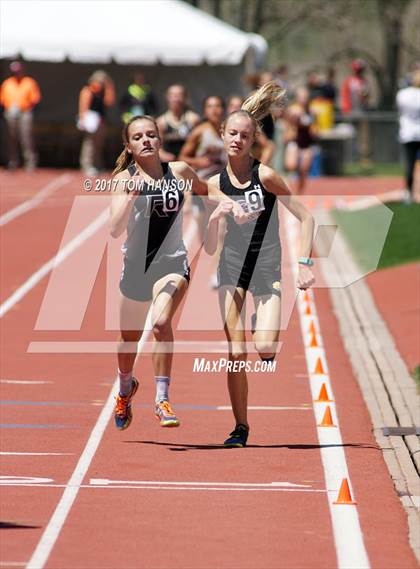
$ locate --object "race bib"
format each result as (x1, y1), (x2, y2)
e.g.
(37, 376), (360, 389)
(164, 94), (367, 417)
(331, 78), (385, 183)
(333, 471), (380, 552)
(244, 185), (265, 214)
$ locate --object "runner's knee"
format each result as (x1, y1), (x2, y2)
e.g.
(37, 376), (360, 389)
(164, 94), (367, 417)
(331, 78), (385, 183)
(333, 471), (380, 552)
(118, 331), (141, 353)
(229, 343), (247, 361)
(153, 317), (172, 341)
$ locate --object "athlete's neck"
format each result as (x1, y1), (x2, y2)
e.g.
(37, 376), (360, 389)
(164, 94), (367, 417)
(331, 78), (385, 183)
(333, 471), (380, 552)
(207, 119), (222, 133)
(227, 155), (253, 184)
(134, 156), (164, 181)
(169, 107), (184, 121)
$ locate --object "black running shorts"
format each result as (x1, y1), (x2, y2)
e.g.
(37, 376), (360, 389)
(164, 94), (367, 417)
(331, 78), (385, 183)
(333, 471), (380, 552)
(120, 254), (190, 302)
(218, 246), (281, 297)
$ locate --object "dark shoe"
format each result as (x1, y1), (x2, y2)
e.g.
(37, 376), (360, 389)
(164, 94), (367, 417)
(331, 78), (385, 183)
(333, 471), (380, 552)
(223, 424), (249, 447)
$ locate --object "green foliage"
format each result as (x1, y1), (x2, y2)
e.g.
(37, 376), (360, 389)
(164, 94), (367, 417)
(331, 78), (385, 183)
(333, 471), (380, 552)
(343, 162), (404, 177)
(333, 201), (420, 271)
(184, 0), (420, 109)
(412, 365), (420, 390)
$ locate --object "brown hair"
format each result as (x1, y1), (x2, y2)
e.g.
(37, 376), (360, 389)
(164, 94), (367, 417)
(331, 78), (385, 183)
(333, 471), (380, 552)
(222, 81), (286, 138)
(113, 115), (160, 175)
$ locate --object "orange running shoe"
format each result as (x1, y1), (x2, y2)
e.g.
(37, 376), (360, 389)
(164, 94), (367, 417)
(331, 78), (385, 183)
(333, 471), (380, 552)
(155, 400), (180, 427)
(114, 378), (139, 430)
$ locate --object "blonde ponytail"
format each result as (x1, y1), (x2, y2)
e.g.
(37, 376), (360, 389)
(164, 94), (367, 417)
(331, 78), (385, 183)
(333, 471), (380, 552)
(241, 80), (286, 122)
(221, 81), (286, 138)
(112, 147), (132, 175)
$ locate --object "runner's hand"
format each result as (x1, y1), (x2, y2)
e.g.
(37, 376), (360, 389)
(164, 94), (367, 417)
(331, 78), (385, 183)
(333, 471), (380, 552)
(231, 200), (251, 225)
(209, 201), (233, 223)
(297, 266), (315, 289)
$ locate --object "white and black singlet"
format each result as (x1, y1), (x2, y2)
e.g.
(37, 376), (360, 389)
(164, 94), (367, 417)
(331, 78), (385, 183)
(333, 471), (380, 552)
(119, 162), (190, 301)
(218, 160), (282, 297)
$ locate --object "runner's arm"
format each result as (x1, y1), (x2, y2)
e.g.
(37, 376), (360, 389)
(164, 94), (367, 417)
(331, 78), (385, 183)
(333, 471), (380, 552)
(109, 172), (137, 238)
(259, 165), (315, 289)
(259, 164), (314, 259)
(204, 201), (232, 254)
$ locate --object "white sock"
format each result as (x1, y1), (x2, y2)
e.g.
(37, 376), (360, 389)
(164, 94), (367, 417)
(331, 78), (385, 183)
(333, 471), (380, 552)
(155, 376), (170, 403)
(118, 369), (133, 397)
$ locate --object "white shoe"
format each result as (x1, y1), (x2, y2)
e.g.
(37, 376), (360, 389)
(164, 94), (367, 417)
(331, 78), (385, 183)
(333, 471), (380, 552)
(402, 189), (413, 205)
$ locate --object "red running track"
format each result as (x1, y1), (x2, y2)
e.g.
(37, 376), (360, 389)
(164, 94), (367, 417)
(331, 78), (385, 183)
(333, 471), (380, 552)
(0, 170), (416, 569)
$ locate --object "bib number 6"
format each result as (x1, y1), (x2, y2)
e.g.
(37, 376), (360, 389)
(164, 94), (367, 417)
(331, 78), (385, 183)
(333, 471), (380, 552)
(162, 188), (180, 212)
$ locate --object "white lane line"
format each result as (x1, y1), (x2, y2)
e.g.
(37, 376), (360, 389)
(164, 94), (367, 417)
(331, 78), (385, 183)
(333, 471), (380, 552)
(0, 174), (72, 227)
(0, 476), (53, 485)
(0, 452), (73, 456)
(0, 209), (109, 319)
(216, 405), (310, 411)
(25, 376), (120, 569)
(0, 380), (53, 385)
(283, 210), (370, 569)
(26, 219), (196, 569)
(27, 340), (283, 353)
(0, 482), (326, 493)
(90, 478), (310, 488)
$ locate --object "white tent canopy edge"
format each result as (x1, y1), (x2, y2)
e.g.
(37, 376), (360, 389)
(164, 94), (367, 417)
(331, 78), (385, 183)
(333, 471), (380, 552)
(0, 0), (267, 67)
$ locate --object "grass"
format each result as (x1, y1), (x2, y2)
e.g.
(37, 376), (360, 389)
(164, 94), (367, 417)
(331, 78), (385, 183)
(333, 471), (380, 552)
(343, 162), (404, 177)
(412, 365), (420, 391)
(332, 201), (420, 271)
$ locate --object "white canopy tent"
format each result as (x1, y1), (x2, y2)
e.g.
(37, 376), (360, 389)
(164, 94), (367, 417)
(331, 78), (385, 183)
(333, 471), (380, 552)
(0, 0), (266, 67)
(0, 0), (267, 166)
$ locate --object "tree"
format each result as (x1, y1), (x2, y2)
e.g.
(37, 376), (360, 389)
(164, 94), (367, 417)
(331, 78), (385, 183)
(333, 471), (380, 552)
(182, 0), (420, 108)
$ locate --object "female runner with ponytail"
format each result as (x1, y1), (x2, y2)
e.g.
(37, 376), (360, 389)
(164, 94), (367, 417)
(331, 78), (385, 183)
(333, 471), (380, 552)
(110, 115), (243, 431)
(205, 82), (315, 447)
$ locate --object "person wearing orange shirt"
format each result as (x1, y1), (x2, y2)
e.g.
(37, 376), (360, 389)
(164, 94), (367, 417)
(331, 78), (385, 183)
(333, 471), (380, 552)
(78, 70), (115, 176)
(0, 61), (41, 170)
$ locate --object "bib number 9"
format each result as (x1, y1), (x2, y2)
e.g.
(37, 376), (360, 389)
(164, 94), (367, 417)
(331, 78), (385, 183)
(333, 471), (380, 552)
(244, 186), (265, 214)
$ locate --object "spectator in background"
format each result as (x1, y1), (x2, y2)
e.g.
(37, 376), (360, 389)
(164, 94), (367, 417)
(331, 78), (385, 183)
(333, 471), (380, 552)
(306, 71), (325, 101)
(179, 95), (226, 182)
(0, 61), (41, 171)
(398, 61), (420, 89)
(179, 95), (227, 287)
(78, 71), (115, 176)
(284, 87), (317, 194)
(341, 59), (371, 164)
(341, 59), (370, 114)
(157, 84), (200, 162)
(396, 70), (420, 204)
(120, 73), (157, 124)
(274, 64), (289, 91)
(322, 67), (337, 106)
(308, 69), (335, 132)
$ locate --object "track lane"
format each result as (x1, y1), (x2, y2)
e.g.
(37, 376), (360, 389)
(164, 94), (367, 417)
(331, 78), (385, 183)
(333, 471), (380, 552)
(0, 172), (417, 569)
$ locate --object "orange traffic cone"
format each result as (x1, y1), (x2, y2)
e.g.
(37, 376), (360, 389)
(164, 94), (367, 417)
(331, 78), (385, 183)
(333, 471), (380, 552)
(314, 383), (333, 402)
(305, 304), (312, 315)
(308, 333), (318, 347)
(318, 405), (336, 427)
(308, 321), (316, 335)
(313, 357), (325, 374)
(333, 478), (357, 504)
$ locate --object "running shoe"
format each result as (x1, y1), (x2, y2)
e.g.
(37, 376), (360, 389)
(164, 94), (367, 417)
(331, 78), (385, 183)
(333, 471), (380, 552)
(155, 400), (180, 427)
(223, 424), (249, 447)
(114, 377), (139, 430)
